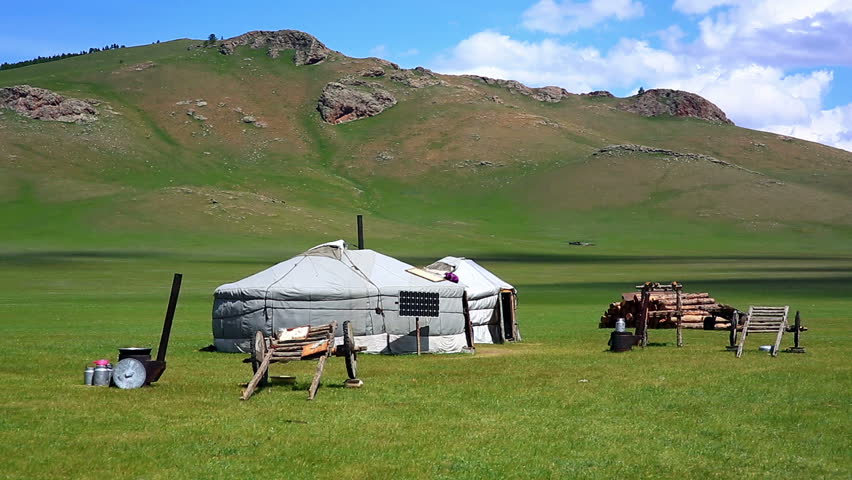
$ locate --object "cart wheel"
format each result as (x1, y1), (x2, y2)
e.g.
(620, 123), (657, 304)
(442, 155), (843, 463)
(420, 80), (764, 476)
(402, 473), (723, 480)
(250, 330), (268, 387)
(342, 321), (358, 380)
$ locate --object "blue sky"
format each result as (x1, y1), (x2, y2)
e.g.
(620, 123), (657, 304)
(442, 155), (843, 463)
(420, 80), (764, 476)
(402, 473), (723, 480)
(2, 0), (851, 150)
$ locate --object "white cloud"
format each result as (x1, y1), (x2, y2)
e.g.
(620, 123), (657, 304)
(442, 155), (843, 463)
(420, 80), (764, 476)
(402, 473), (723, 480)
(672, 0), (735, 15)
(437, 31), (628, 92)
(656, 66), (833, 127)
(697, 14), (737, 50)
(369, 45), (387, 57)
(428, 1), (852, 151)
(763, 103), (852, 151)
(679, 1), (852, 67)
(368, 45), (419, 61)
(434, 30), (851, 151)
(436, 31), (687, 92)
(656, 24), (686, 50)
(522, 0), (645, 34)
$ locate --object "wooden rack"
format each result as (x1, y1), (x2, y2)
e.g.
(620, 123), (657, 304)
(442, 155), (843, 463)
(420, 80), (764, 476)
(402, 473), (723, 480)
(241, 321), (361, 401)
(635, 282), (684, 347)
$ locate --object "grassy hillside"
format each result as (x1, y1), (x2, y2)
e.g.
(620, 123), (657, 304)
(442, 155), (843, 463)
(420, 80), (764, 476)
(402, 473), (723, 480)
(1, 37), (851, 256)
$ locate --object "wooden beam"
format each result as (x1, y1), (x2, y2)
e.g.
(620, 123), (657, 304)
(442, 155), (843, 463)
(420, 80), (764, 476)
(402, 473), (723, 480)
(736, 306), (752, 358)
(241, 349), (273, 400)
(675, 283), (683, 348)
(770, 306), (789, 357)
(307, 354), (328, 401)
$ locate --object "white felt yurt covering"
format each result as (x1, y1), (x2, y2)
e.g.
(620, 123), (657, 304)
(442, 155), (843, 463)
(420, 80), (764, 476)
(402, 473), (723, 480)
(426, 256), (519, 344)
(212, 241), (472, 354)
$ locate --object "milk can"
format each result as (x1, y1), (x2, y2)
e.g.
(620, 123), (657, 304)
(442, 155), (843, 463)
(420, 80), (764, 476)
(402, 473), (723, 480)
(84, 366), (95, 385)
(92, 359), (113, 387)
(615, 317), (626, 333)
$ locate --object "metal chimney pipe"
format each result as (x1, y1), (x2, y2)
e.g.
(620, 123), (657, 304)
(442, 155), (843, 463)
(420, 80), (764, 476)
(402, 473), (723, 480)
(357, 215), (364, 250)
(156, 273), (182, 363)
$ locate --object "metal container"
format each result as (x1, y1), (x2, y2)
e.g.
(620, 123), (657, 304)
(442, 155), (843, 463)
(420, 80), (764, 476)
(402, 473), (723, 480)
(84, 366), (95, 385)
(118, 347), (152, 362)
(92, 365), (112, 386)
(615, 317), (626, 333)
(609, 331), (635, 352)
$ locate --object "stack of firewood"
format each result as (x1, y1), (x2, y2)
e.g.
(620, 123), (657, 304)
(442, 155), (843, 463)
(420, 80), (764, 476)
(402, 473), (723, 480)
(599, 291), (737, 330)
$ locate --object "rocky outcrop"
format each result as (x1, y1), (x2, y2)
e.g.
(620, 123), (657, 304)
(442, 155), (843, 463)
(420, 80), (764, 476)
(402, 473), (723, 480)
(464, 75), (572, 103)
(218, 30), (330, 65)
(0, 85), (98, 123)
(359, 67), (385, 77)
(582, 90), (614, 98)
(317, 82), (396, 124)
(338, 75), (383, 89)
(594, 144), (762, 175)
(617, 89), (733, 124)
(366, 58), (400, 70)
(390, 67), (445, 88)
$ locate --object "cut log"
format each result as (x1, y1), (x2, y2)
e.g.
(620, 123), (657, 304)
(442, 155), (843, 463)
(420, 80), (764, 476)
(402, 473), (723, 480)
(655, 298), (717, 306)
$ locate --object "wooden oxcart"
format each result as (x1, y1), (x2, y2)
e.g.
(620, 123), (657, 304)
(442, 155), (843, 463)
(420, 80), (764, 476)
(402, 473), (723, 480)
(241, 320), (361, 401)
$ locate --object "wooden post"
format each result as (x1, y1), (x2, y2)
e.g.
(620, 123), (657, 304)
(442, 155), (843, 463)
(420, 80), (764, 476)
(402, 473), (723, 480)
(357, 215), (364, 250)
(675, 282), (683, 347)
(241, 349), (273, 401)
(416, 317), (421, 356)
(736, 307), (753, 358)
(794, 311), (801, 348)
(636, 284), (651, 347)
(307, 352), (329, 400)
(786, 310), (805, 353)
(726, 311), (739, 351)
(462, 293), (475, 349)
(770, 306), (788, 357)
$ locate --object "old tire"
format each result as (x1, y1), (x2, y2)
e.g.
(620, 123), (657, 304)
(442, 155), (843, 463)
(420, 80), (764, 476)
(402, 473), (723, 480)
(343, 321), (358, 380)
(250, 330), (268, 387)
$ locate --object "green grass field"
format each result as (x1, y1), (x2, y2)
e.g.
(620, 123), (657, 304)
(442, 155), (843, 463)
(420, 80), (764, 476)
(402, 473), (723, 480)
(0, 244), (849, 479)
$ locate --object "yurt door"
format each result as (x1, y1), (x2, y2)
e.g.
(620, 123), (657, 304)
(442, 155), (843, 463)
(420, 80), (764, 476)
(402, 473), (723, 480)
(500, 290), (515, 341)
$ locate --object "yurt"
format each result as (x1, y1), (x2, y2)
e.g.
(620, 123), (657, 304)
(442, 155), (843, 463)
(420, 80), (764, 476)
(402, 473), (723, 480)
(212, 241), (472, 354)
(426, 256), (519, 344)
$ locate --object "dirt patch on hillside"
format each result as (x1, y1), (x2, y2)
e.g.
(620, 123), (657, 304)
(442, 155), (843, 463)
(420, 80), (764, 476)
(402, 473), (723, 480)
(114, 61), (156, 73)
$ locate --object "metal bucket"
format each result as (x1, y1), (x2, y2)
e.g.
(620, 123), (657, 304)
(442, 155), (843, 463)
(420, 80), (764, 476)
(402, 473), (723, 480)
(609, 331), (635, 352)
(118, 347), (152, 361)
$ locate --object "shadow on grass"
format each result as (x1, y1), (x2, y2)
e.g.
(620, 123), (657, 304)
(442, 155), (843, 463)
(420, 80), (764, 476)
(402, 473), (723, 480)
(0, 250), (284, 266)
(521, 275), (852, 303)
(5, 250), (850, 268)
(402, 253), (852, 266)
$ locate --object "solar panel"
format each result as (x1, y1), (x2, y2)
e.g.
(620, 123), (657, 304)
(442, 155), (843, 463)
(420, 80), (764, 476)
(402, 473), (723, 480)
(399, 291), (440, 317)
